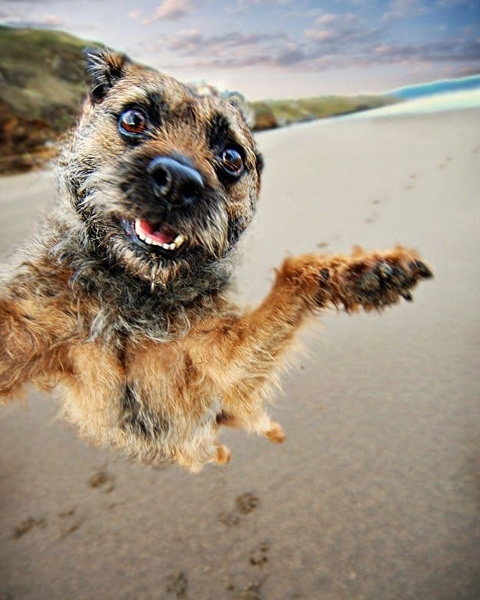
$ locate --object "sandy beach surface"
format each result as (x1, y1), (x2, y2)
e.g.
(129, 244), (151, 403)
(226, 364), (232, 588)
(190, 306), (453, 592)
(0, 108), (479, 600)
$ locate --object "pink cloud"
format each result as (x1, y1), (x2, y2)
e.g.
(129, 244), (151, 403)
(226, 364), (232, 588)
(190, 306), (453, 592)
(152, 0), (196, 21)
(316, 14), (339, 26)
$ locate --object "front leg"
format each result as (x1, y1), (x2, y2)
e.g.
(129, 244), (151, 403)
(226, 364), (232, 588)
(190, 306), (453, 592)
(284, 245), (433, 312)
(193, 246), (432, 443)
(0, 295), (74, 400)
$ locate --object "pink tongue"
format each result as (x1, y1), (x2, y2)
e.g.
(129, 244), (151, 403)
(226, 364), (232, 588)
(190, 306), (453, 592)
(137, 219), (176, 244)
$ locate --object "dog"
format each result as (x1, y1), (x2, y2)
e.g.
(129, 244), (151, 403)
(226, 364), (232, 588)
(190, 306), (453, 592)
(0, 48), (432, 471)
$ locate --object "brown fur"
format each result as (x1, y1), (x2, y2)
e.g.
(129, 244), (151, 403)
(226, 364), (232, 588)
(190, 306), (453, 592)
(0, 49), (432, 471)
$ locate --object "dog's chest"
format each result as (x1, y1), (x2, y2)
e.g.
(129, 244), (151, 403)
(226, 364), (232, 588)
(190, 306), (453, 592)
(122, 336), (217, 419)
(66, 330), (219, 422)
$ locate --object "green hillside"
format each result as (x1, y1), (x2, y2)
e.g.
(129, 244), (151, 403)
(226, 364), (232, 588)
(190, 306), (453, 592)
(250, 94), (397, 130)
(0, 26), (93, 174)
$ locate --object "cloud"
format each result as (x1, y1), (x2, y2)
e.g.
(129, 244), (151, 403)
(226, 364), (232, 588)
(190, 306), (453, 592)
(234, 0), (296, 8)
(0, 11), (64, 29)
(305, 12), (379, 47)
(372, 39), (480, 63)
(382, 0), (428, 22)
(316, 14), (340, 26)
(274, 44), (307, 66)
(226, 0), (299, 16)
(156, 23), (480, 74)
(145, 4), (479, 74)
(304, 12), (385, 63)
(151, 28), (312, 70)
(462, 23), (480, 37)
(150, 0), (197, 22)
(41, 14), (62, 27)
(156, 29), (289, 56)
(436, 0), (474, 7)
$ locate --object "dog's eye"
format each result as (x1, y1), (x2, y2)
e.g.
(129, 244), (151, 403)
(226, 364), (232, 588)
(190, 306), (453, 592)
(220, 148), (244, 177)
(119, 109), (147, 135)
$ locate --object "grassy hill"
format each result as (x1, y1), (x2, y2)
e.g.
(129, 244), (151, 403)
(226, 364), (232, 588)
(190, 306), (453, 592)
(0, 26), (398, 175)
(250, 94), (397, 130)
(0, 26), (93, 174)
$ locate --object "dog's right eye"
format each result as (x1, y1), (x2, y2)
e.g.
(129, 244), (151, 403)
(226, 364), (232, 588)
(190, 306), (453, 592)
(220, 148), (244, 178)
(118, 109), (147, 136)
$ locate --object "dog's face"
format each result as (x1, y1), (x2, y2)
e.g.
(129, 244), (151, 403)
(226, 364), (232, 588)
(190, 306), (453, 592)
(60, 48), (263, 287)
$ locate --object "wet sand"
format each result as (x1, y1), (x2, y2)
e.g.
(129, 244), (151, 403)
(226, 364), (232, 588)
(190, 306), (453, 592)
(0, 108), (479, 600)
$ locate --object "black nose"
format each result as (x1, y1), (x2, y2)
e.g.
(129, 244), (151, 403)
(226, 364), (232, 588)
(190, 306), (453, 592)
(147, 156), (204, 207)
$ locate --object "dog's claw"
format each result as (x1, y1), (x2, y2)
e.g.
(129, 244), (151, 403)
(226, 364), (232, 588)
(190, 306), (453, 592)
(411, 260), (433, 279)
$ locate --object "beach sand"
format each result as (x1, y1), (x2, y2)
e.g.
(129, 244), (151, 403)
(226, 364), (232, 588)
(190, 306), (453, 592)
(0, 108), (479, 600)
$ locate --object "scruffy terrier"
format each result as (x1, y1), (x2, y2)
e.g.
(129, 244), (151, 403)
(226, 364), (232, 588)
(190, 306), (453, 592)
(0, 49), (432, 471)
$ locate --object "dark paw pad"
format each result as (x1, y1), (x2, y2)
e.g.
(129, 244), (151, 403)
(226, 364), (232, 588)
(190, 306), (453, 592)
(355, 258), (432, 307)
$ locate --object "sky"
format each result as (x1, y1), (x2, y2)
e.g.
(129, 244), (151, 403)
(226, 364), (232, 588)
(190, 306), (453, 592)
(1, 0), (479, 99)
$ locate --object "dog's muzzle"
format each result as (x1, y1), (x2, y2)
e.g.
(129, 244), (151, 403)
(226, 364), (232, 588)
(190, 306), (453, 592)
(147, 155), (204, 208)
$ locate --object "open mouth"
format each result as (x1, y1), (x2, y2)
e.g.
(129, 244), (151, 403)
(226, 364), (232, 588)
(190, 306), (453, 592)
(123, 218), (186, 254)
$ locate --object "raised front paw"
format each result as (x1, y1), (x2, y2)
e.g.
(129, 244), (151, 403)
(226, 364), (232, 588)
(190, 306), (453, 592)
(348, 249), (433, 309)
(277, 247), (432, 312)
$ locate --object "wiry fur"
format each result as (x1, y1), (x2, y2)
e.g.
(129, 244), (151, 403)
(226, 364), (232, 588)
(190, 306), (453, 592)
(0, 49), (433, 471)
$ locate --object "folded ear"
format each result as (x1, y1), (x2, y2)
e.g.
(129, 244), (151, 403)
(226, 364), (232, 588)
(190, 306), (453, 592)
(221, 91), (255, 129)
(83, 47), (132, 103)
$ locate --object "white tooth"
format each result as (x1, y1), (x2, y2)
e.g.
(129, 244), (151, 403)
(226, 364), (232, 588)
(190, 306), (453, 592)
(174, 234), (185, 247)
(133, 220), (184, 251)
(135, 222), (148, 242)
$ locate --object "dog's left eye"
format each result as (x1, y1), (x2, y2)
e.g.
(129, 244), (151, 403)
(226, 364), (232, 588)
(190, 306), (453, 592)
(119, 109), (147, 135)
(220, 148), (244, 177)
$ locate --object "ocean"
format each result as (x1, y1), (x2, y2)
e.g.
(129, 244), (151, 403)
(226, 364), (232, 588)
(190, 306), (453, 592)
(346, 74), (480, 119)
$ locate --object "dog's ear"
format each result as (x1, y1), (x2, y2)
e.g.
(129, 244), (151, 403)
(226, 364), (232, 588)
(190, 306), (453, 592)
(221, 91), (255, 129)
(83, 47), (132, 103)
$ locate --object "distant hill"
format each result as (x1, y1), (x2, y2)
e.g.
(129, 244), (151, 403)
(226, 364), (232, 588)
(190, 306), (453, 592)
(0, 25), (398, 175)
(249, 94), (397, 130)
(0, 26), (95, 174)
